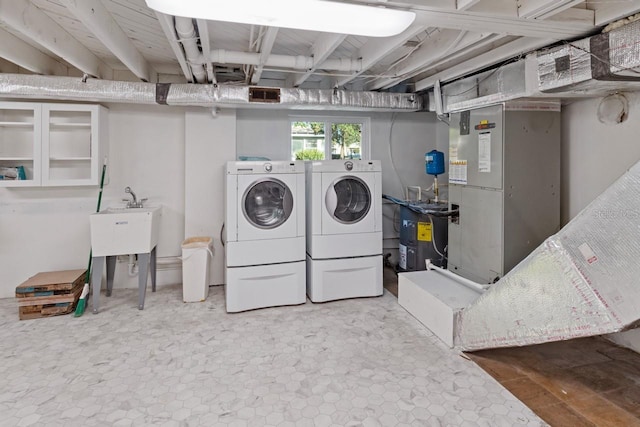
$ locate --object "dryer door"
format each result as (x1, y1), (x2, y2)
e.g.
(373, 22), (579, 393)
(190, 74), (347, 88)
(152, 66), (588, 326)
(321, 172), (376, 235)
(326, 176), (371, 224)
(237, 174), (299, 241)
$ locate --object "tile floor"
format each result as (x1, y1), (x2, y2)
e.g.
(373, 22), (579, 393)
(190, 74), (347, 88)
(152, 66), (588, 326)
(0, 284), (547, 427)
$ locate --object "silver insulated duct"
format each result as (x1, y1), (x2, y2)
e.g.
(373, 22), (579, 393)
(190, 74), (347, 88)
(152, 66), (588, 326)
(538, 17), (640, 93)
(456, 159), (640, 351)
(0, 74), (422, 112)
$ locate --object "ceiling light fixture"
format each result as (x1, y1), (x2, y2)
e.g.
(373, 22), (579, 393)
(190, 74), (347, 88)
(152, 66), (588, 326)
(145, 0), (416, 38)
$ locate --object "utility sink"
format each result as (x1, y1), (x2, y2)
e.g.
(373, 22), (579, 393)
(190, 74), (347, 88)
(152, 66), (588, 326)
(90, 206), (161, 256)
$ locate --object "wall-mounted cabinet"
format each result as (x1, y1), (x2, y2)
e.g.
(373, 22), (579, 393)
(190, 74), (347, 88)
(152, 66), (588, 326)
(0, 102), (108, 187)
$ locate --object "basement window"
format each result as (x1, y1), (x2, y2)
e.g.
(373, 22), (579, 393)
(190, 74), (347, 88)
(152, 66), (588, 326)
(290, 117), (369, 161)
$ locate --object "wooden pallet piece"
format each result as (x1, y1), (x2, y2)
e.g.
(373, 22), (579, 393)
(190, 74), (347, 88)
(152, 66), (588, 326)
(16, 284), (83, 307)
(15, 269), (86, 296)
(15, 269), (86, 320)
(19, 304), (74, 320)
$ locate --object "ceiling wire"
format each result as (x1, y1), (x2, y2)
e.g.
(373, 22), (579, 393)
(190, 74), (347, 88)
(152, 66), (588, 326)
(368, 29), (470, 89)
(439, 53), (527, 97)
(425, 36), (640, 100)
(559, 40), (640, 75)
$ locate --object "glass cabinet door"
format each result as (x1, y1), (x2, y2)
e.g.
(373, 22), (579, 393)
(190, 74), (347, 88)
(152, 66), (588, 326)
(0, 102), (41, 187)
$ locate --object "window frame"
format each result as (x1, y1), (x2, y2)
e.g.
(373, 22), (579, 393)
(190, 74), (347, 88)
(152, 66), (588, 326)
(290, 115), (371, 161)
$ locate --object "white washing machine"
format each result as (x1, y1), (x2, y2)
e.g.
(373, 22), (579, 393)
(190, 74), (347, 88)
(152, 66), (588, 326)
(225, 161), (306, 312)
(305, 160), (383, 302)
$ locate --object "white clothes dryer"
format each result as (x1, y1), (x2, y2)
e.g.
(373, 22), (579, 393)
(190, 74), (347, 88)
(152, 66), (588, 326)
(225, 161), (306, 312)
(305, 160), (383, 302)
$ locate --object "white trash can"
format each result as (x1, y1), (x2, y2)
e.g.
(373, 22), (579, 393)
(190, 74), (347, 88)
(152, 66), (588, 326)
(181, 236), (213, 302)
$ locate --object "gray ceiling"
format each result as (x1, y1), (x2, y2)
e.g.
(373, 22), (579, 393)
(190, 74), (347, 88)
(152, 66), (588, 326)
(0, 0), (639, 93)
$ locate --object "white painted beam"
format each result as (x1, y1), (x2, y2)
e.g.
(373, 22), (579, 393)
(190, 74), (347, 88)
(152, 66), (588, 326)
(0, 28), (67, 75)
(517, 0), (583, 19)
(412, 8), (594, 38)
(457, 0), (481, 9)
(154, 12), (193, 83)
(60, 0), (152, 82)
(251, 27), (278, 84)
(547, 7), (594, 25)
(595, 1), (640, 26)
(196, 19), (216, 84)
(387, 0), (456, 9)
(0, 0), (109, 78)
(365, 0), (488, 90)
(290, 33), (346, 87)
(414, 37), (554, 91)
(335, 24), (426, 87)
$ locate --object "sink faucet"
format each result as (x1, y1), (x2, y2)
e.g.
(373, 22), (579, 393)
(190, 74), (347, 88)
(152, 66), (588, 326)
(123, 186), (147, 208)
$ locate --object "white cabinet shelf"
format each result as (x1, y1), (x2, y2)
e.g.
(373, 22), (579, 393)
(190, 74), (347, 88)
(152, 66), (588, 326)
(0, 102), (108, 187)
(0, 121), (35, 128)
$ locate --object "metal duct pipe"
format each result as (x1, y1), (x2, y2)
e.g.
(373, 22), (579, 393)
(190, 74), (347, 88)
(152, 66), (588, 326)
(174, 17), (207, 83)
(0, 74), (422, 111)
(210, 49), (362, 72)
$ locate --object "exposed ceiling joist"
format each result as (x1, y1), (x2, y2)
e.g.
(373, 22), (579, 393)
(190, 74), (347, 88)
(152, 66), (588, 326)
(414, 36), (554, 91)
(154, 11), (194, 83)
(548, 7), (594, 25)
(516, 0), (584, 20)
(0, 27), (67, 75)
(595, 0), (640, 26)
(388, 0), (457, 9)
(413, 8), (593, 38)
(251, 27), (278, 84)
(367, 30), (489, 90)
(335, 24), (426, 87)
(0, 0), (110, 78)
(290, 33), (347, 87)
(457, 0), (482, 9)
(196, 19), (216, 84)
(364, 0), (488, 90)
(60, 0), (153, 82)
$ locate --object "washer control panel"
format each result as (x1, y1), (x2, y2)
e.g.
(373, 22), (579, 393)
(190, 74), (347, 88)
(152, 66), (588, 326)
(341, 160), (377, 172)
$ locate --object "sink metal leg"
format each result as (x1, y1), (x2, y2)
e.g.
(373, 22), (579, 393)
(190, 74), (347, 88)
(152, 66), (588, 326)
(138, 252), (150, 310)
(150, 246), (157, 292)
(106, 256), (116, 297)
(91, 256), (105, 314)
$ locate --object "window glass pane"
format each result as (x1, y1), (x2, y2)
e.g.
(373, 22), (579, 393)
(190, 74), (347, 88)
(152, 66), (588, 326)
(331, 123), (362, 160)
(291, 121), (325, 160)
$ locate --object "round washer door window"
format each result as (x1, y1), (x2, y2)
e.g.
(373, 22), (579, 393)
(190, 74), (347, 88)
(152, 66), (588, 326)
(243, 178), (294, 229)
(325, 176), (371, 224)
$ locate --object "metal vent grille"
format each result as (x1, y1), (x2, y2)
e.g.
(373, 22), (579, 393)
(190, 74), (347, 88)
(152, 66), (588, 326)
(249, 87), (281, 103)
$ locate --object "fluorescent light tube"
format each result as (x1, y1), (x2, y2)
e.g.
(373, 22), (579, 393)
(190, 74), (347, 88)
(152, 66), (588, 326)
(146, 0), (415, 37)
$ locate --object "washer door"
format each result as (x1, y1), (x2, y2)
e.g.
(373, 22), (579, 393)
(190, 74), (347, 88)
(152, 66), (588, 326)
(243, 178), (293, 229)
(325, 176), (371, 224)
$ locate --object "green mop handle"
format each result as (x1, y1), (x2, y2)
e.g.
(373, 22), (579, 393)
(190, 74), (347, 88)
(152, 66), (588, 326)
(86, 159), (108, 282)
